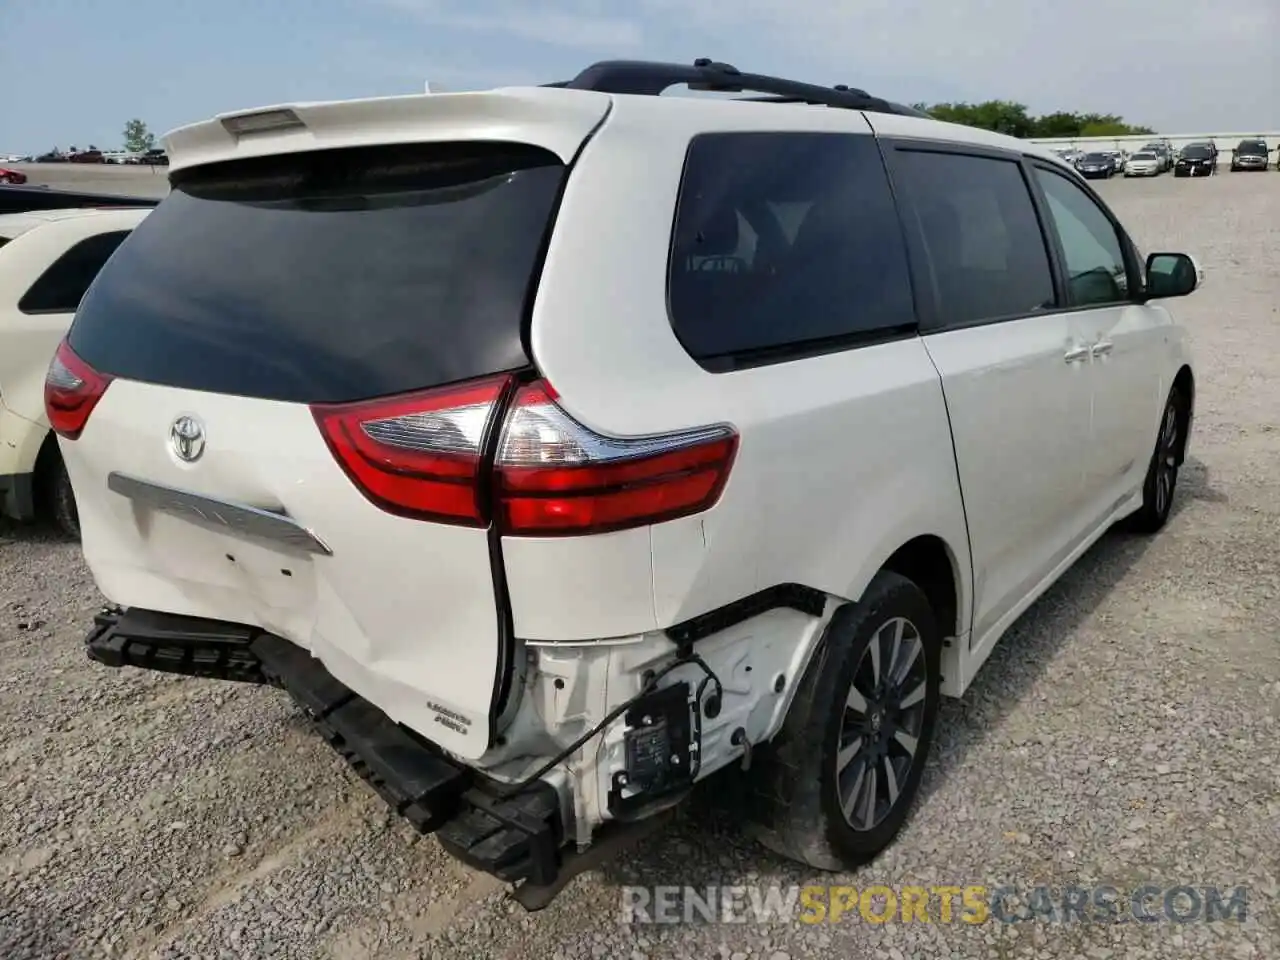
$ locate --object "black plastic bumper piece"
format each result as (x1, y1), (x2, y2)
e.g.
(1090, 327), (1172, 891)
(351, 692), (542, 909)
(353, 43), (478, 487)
(85, 607), (267, 683)
(83, 607), (568, 898)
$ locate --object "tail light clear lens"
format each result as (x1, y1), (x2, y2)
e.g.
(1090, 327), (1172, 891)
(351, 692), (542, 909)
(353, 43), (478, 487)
(494, 382), (737, 536)
(45, 338), (113, 440)
(314, 376), (738, 535)
(311, 374), (514, 525)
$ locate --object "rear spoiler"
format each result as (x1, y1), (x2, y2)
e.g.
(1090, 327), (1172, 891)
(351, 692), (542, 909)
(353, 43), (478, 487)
(0, 184), (161, 215)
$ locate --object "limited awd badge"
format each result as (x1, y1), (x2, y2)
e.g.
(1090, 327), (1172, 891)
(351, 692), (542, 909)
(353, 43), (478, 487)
(170, 414), (206, 463)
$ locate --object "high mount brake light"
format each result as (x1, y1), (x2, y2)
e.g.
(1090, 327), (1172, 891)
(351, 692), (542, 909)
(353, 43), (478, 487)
(45, 339), (113, 440)
(313, 377), (738, 535)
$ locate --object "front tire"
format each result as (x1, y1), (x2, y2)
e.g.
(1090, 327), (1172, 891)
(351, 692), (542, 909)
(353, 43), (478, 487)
(1124, 386), (1185, 534)
(745, 571), (942, 870)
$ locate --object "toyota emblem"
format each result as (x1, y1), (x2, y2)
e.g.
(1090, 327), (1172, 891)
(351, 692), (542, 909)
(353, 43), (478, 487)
(170, 415), (206, 463)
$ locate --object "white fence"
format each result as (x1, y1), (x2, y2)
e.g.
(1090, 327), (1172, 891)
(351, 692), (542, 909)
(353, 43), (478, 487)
(1028, 132), (1280, 155)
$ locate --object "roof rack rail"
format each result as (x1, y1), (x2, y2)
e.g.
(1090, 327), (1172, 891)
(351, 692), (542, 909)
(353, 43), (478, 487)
(544, 58), (932, 119)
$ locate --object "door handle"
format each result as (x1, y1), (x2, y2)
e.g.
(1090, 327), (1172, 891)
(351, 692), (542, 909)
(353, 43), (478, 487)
(1091, 340), (1114, 357)
(1064, 345), (1090, 363)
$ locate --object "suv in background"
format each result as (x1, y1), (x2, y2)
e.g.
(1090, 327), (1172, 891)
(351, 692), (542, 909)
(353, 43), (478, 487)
(1175, 143), (1217, 177)
(53, 58), (1201, 909)
(1230, 138), (1270, 171)
(0, 207), (151, 535)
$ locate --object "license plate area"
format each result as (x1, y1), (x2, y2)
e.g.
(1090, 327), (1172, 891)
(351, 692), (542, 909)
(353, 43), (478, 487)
(108, 471), (321, 626)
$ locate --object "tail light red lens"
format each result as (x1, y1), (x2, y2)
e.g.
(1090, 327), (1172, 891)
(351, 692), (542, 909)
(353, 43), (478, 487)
(311, 374), (514, 525)
(494, 381), (737, 536)
(314, 376), (737, 535)
(45, 338), (113, 440)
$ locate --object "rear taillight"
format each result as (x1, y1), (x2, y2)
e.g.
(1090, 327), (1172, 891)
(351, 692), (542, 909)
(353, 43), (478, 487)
(45, 339), (113, 440)
(311, 374), (514, 526)
(313, 377), (737, 535)
(494, 382), (737, 535)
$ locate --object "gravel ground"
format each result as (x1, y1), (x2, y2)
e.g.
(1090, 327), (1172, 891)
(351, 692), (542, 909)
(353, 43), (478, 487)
(6, 163), (170, 198)
(2, 170), (1279, 959)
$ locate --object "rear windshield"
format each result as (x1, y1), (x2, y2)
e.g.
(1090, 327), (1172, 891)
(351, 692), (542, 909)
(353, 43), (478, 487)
(68, 142), (566, 404)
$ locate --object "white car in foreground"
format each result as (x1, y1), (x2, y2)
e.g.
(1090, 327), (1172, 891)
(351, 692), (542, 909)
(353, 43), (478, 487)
(1124, 152), (1162, 177)
(54, 59), (1201, 908)
(0, 207), (150, 535)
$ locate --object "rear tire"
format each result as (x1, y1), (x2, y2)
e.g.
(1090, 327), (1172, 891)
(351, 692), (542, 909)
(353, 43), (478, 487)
(745, 571), (942, 870)
(1124, 386), (1185, 535)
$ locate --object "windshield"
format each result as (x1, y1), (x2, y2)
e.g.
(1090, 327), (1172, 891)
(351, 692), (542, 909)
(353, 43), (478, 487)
(1084, 153), (1109, 162)
(1238, 142), (1267, 156)
(1181, 146), (1211, 159)
(1132, 153), (1156, 161)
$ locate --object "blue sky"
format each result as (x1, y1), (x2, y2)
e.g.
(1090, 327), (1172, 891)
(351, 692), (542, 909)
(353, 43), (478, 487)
(4, 0), (1276, 153)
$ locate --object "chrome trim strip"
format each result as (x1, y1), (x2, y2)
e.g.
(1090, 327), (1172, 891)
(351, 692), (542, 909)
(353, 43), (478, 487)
(107, 472), (333, 556)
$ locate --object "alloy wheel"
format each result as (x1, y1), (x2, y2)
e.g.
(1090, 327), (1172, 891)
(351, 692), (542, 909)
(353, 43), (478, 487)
(1154, 401), (1179, 516)
(835, 616), (929, 832)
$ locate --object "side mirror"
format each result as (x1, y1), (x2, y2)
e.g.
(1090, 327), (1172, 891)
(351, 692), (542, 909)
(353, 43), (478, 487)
(1144, 252), (1202, 300)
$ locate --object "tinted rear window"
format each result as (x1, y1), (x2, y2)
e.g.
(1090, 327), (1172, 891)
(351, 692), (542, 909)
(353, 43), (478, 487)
(69, 142), (566, 404)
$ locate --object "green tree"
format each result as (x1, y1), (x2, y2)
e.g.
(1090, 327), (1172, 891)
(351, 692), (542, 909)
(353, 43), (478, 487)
(122, 119), (155, 153)
(1030, 111), (1084, 138)
(925, 100), (1035, 138)
(917, 101), (1155, 139)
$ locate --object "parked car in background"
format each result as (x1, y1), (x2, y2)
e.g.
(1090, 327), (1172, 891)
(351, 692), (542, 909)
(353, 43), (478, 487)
(139, 148), (169, 166)
(0, 206), (151, 536)
(1124, 151), (1161, 177)
(102, 151), (138, 165)
(1101, 151), (1125, 174)
(68, 149), (106, 164)
(35, 150), (67, 163)
(1174, 144), (1216, 177)
(56, 59), (1202, 908)
(0, 167), (28, 185)
(1077, 152), (1116, 179)
(1138, 142), (1173, 172)
(1230, 139), (1270, 171)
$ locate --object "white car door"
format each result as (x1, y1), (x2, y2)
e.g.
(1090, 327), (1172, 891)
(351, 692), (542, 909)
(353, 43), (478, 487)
(1029, 165), (1167, 520)
(883, 143), (1097, 647)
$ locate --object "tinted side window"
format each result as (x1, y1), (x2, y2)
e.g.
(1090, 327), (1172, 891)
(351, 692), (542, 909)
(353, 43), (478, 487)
(1032, 168), (1129, 306)
(668, 132), (916, 366)
(892, 150), (1055, 328)
(19, 230), (130, 314)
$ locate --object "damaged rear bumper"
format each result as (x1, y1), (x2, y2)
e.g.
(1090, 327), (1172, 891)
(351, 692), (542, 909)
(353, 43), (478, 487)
(84, 606), (649, 908)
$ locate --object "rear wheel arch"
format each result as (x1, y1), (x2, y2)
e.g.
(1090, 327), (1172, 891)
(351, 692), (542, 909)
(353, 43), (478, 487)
(870, 534), (964, 639)
(1171, 365), (1194, 464)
